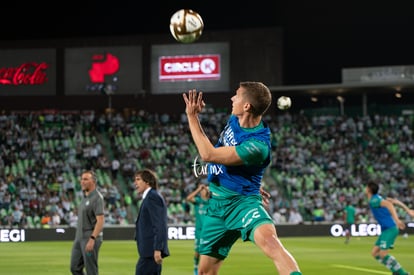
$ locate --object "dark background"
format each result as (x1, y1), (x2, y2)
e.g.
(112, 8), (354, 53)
(4, 1), (414, 86)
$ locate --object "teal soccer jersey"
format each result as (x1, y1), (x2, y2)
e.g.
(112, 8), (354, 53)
(344, 205), (356, 224)
(369, 194), (399, 250)
(369, 194), (396, 230)
(201, 114), (273, 259)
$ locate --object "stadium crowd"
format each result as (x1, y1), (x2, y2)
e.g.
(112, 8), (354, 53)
(0, 108), (413, 229)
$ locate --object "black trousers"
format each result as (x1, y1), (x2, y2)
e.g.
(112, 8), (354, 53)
(135, 257), (162, 275)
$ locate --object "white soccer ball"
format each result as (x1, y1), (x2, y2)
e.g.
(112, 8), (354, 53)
(170, 9), (204, 43)
(277, 96), (292, 110)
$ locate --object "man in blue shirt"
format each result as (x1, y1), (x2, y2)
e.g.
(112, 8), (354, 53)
(183, 81), (302, 275)
(366, 181), (409, 275)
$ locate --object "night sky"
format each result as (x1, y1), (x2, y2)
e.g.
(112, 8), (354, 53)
(3, 1), (414, 86)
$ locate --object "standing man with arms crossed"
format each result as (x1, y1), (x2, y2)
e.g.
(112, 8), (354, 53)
(365, 181), (410, 275)
(186, 181), (210, 275)
(70, 170), (105, 275)
(134, 168), (170, 275)
(183, 82), (302, 275)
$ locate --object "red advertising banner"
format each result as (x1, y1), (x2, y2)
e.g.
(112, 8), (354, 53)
(64, 46), (143, 95)
(151, 42), (230, 94)
(0, 62), (48, 86)
(0, 49), (56, 96)
(159, 55), (220, 81)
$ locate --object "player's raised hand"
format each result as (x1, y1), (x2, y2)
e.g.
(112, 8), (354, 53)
(183, 89), (205, 116)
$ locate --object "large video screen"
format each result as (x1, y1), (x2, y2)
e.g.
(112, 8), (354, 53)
(64, 46), (143, 95)
(151, 42), (230, 94)
(0, 49), (56, 96)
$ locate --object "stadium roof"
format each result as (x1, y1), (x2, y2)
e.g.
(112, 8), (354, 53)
(270, 80), (414, 96)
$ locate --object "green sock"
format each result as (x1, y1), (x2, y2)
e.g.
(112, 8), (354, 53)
(381, 254), (407, 273)
(290, 272), (302, 275)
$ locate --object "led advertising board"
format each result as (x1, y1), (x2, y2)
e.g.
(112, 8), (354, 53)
(64, 46), (143, 95)
(151, 42), (229, 94)
(0, 49), (56, 96)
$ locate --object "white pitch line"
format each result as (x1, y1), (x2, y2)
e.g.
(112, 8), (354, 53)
(331, 264), (390, 274)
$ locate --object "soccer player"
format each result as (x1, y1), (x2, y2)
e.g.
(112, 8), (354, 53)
(365, 181), (410, 275)
(343, 199), (356, 244)
(183, 82), (302, 275)
(186, 181), (210, 275)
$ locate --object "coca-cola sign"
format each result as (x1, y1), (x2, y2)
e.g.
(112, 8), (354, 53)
(0, 62), (48, 86)
(0, 49), (56, 96)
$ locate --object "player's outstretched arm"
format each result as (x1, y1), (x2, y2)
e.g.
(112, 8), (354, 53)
(387, 197), (414, 217)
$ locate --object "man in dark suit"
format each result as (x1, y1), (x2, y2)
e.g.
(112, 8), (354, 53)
(134, 168), (170, 275)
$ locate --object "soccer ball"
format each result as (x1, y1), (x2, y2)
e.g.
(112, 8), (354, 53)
(277, 96), (292, 110)
(170, 9), (204, 43)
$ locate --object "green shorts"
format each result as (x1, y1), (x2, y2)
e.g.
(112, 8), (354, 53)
(194, 224), (203, 253)
(198, 183), (273, 259)
(375, 226), (399, 250)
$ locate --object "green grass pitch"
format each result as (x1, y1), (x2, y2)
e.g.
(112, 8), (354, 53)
(0, 236), (413, 274)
